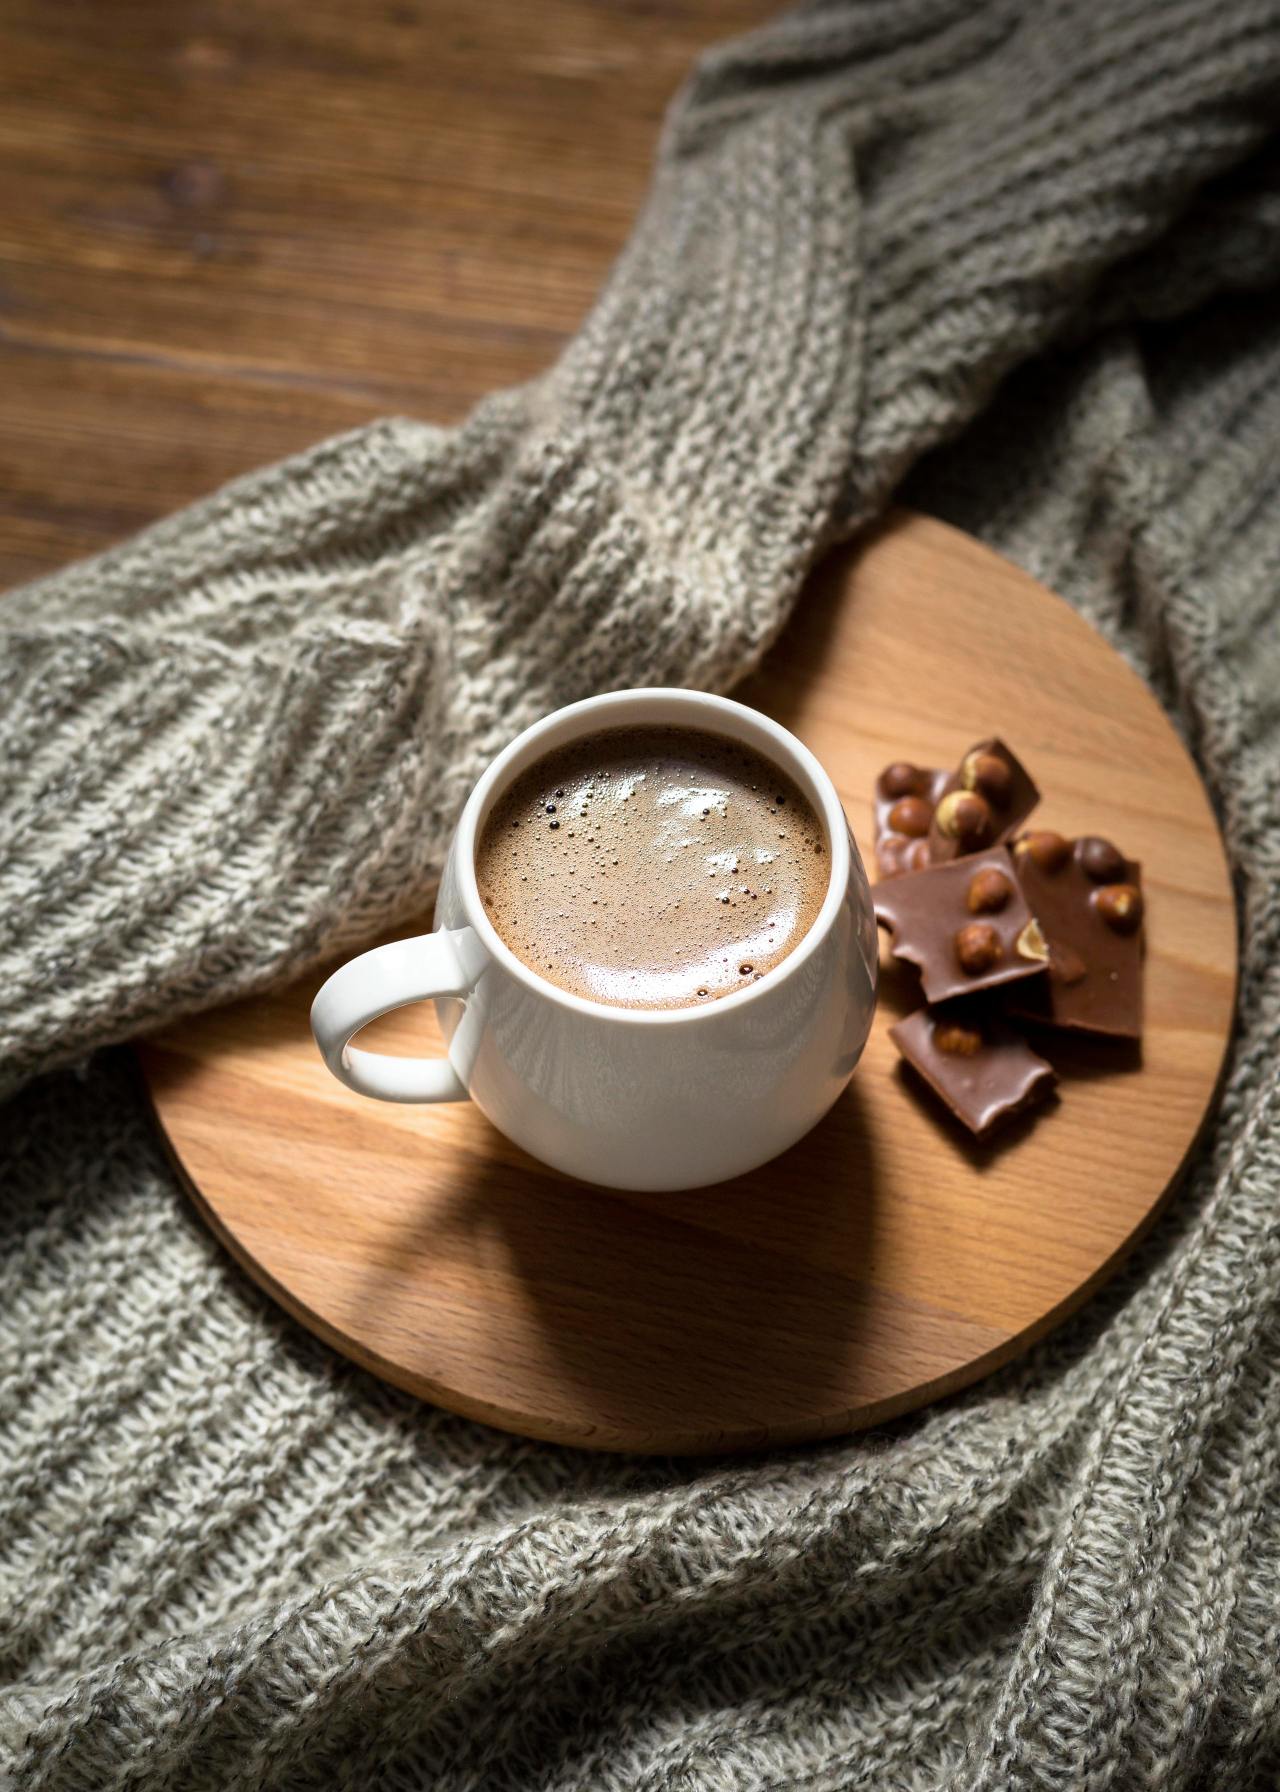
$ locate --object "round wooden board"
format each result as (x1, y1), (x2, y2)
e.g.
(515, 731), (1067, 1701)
(139, 511), (1237, 1455)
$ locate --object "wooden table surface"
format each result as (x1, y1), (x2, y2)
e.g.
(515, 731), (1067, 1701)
(0, 0), (770, 591)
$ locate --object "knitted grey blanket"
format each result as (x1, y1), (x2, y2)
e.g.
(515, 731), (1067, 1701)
(3, 1), (1280, 1785)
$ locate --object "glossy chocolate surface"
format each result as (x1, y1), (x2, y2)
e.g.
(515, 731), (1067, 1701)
(1006, 835), (1144, 1038)
(873, 847), (1049, 1005)
(889, 1007), (1058, 1137)
(926, 737), (1040, 865)
(873, 762), (949, 879)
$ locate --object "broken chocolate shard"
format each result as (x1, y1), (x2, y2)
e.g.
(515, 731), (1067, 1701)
(873, 847), (1050, 1006)
(927, 738), (1040, 865)
(873, 762), (949, 879)
(889, 1006), (1058, 1138)
(1007, 835), (1144, 1038)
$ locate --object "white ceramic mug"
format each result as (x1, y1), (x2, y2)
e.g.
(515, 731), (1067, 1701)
(311, 688), (878, 1190)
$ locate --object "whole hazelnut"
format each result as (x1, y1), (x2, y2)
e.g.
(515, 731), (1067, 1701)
(954, 921), (1003, 976)
(934, 1020), (983, 1057)
(887, 795), (933, 838)
(964, 750), (1013, 808)
(1093, 882), (1144, 933)
(1015, 830), (1071, 874)
(880, 762), (923, 800)
(905, 839), (931, 872)
(1078, 836), (1126, 883)
(966, 867), (1013, 914)
(934, 789), (994, 849)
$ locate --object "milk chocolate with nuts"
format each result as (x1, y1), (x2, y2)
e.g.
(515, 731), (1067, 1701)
(1006, 833), (1144, 1038)
(873, 761), (950, 878)
(927, 738), (1040, 864)
(872, 846), (1050, 1005)
(888, 1006), (1058, 1138)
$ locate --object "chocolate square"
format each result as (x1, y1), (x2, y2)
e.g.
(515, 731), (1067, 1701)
(1006, 833), (1144, 1038)
(873, 762), (950, 879)
(889, 1007), (1058, 1138)
(872, 847), (1049, 1005)
(927, 738), (1040, 864)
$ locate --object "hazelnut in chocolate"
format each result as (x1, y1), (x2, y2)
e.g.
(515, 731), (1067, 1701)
(927, 738), (1040, 865)
(872, 846), (1049, 1005)
(889, 1007), (1058, 1138)
(1006, 834), (1144, 1039)
(870, 733), (1149, 1145)
(873, 761), (949, 878)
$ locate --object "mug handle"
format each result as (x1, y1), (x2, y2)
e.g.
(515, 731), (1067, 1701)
(310, 931), (476, 1103)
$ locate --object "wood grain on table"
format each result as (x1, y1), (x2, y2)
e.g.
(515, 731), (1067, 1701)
(0, 0), (771, 588)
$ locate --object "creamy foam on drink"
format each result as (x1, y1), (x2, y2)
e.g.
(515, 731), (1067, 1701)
(475, 725), (828, 1009)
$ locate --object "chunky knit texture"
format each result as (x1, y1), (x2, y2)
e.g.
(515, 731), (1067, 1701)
(4, 1), (1280, 1785)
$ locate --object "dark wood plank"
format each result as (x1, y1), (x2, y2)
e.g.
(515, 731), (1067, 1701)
(0, 0), (772, 587)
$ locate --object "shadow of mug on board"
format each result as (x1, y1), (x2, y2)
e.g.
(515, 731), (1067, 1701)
(349, 1077), (881, 1454)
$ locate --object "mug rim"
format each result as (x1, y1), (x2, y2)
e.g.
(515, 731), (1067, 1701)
(451, 687), (856, 1027)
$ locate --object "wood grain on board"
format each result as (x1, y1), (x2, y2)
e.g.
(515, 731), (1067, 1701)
(141, 511), (1237, 1454)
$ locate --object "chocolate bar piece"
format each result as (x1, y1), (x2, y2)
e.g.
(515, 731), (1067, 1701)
(927, 738), (1040, 864)
(873, 761), (950, 878)
(1006, 833), (1144, 1039)
(873, 847), (1049, 1005)
(889, 1007), (1058, 1138)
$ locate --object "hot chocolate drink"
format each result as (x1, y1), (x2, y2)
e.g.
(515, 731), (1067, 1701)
(475, 725), (828, 1009)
